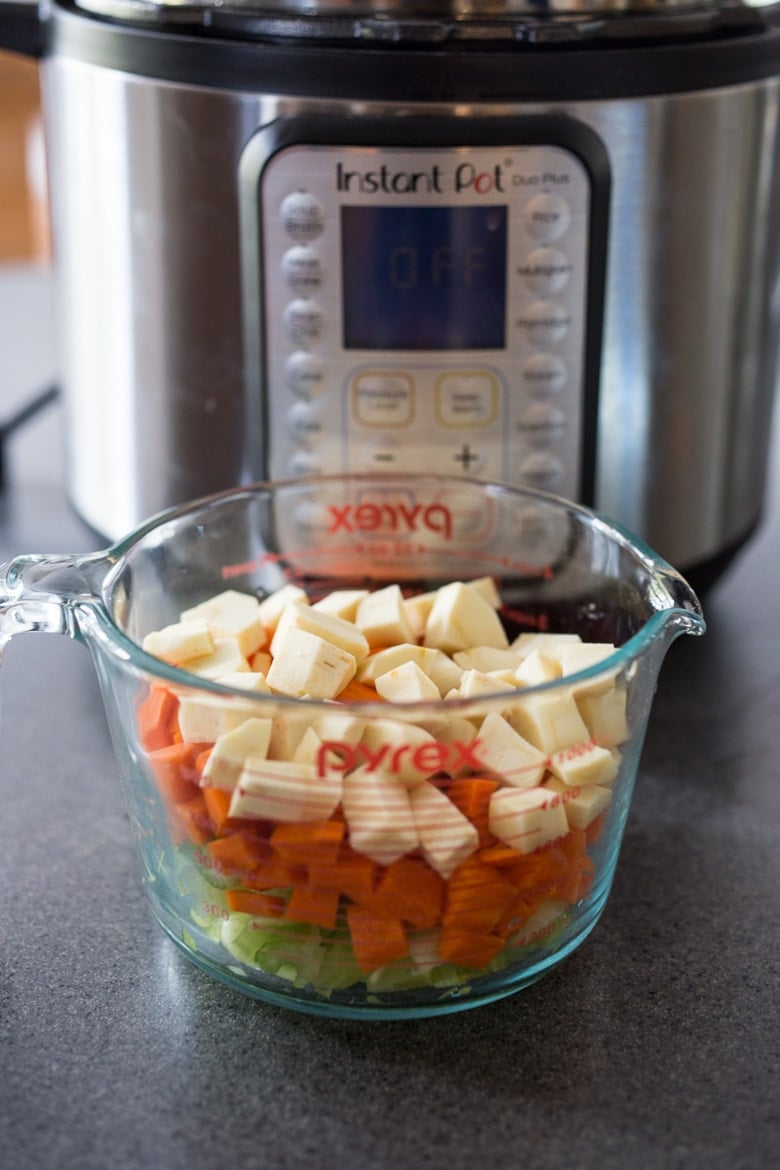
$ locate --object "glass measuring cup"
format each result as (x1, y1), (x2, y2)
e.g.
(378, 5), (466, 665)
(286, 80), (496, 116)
(0, 474), (704, 1019)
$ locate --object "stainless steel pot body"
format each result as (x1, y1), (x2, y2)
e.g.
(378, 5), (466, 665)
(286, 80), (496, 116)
(35, 9), (780, 579)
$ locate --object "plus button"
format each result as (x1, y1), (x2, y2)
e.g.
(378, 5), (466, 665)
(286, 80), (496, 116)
(454, 443), (480, 471)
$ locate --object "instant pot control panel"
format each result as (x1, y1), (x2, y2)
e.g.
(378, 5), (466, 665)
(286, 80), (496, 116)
(240, 116), (610, 502)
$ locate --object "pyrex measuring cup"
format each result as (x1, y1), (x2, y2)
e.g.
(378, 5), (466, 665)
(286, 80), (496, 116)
(0, 474), (704, 1019)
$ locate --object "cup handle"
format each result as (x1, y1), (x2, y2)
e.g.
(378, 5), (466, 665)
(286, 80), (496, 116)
(0, 552), (107, 646)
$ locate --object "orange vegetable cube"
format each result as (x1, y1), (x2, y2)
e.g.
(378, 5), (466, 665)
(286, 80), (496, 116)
(446, 777), (500, 847)
(370, 857), (445, 929)
(148, 742), (202, 805)
(206, 832), (269, 875)
(271, 819), (345, 866)
(346, 905), (409, 973)
(226, 889), (286, 918)
(137, 686), (178, 751)
(438, 928), (504, 970)
(308, 849), (376, 901)
(285, 886), (340, 930)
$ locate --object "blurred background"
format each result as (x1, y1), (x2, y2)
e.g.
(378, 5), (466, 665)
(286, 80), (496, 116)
(0, 48), (48, 262)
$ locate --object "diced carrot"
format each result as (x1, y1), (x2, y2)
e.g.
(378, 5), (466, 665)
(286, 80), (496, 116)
(206, 832), (269, 875)
(346, 904), (409, 973)
(556, 829), (596, 904)
(586, 809), (608, 844)
(370, 857), (445, 929)
(270, 819), (345, 866)
(505, 846), (568, 893)
(246, 860), (308, 891)
(147, 742), (202, 805)
(478, 843), (525, 868)
(201, 786), (233, 833)
(438, 927), (504, 970)
(226, 889), (286, 918)
(137, 686), (178, 751)
(337, 678), (385, 702)
(174, 791), (214, 845)
(443, 859), (516, 933)
(446, 777), (500, 846)
(308, 848), (376, 901)
(285, 886), (340, 930)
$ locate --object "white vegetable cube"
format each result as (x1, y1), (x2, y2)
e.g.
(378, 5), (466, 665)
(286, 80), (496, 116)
(268, 709), (311, 760)
(555, 642), (618, 696)
(402, 590), (436, 641)
(545, 777), (612, 830)
(467, 576), (502, 609)
(266, 625), (356, 699)
(374, 660), (441, 703)
(177, 694), (258, 743)
(489, 786), (569, 854)
(360, 718), (442, 785)
(514, 649), (561, 689)
(427, 650), (464, 696)
(357, 643), (440, 683)
(256, 584), (309, 632)
(424, 581), (509, 653)
(548, 739), (619, 788)
(248, 649), (272, 675)
(186, 637), (250, 680)
(506, 689), (591, 755)
(453, 646), (524, 673)
(312, 589), (369, 621)
(313, 711), (365, 747)
(180, 589), (266, 657)
(142, 619), (214, 665)
(457, 668), (516, 700)
(408, 781), (479, 878)
(342, 766), (419, 865)
(355, 584), (416, 648)
(270, 600), (369, 663)
(201, 717), (273, 790)
(577, 685), (630, 747)
(229, 757), (341, 823)
(511, 632), (582, 656)
(407, 926), (443, 973)
(474, 710), (548, 787)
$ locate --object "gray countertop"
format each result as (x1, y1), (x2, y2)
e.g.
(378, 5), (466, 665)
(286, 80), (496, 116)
(1, 264), (778, 1170)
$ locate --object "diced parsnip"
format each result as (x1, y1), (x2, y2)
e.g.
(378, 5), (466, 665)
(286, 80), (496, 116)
(357, 643), (440, 683)
(554, 642), (618, 696)
(453, 646), (525, 673)
(201, 717), (273, 790)
(177, 694), (258, 743)
(510, 632), (582, 657)
(341, 766), (419, 864)
(268, 709), (311, 760)
(548, 739), (619, 788)
(271, 600), (369, 663)
(489, 786), (569, 854)
(360, 718), (442, 786)
(142, 619), (214, 665)
(408, 780), (480, 878)
(311, 589), (370, 621)
(408, 926), (443, 972)
(256, 584), (309, 632)
(312, 711), (366, 747)
(426, 650), (464, 696)
(180, 589), (266, 657)
(266, 625), (357, 699)
(229, 757), (341, 823)
(474, 710), (548, 787)
(576, 685), (630, 747)
(514, 649), (561, 689)
(355, 584), (416, 648)
(402, 590), (437, 641)
(456, 668), (516, 700)
(374, 660), (441, 703)
(467, 576), (502, 609)
(423, 582), (509, 653)
(186, 637), (251, 680)
(545, 777), (613, 829)
(506, 688), (591, 755)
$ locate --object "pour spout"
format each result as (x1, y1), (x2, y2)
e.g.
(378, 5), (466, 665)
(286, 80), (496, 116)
(0, 552), (105, 644)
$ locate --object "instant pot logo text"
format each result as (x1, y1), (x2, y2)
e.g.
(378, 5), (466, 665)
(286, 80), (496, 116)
(327, 500), (453, 540)
(336, 161), (505, 196)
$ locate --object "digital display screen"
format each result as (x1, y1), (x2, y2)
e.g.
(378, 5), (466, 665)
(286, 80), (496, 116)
(341, 205), (507, 351)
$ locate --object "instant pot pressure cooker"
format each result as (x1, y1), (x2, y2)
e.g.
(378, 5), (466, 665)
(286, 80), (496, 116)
(3, 0), (780, 585)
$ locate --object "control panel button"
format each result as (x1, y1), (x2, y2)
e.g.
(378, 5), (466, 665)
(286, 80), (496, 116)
(289, 450), (325, 477)
(517, 247), (573, 296)
(523, 193), (572, 242)
(282, 246), (323, 294)
(352, 372), (414, 427)
(517, 451), (565, 490)
(521, 352), (568, 396)
(285, 351), (325, 399)
(288, 401), (323, 443)
(435, 371), (500, 428)
(516, 301), (570, 348)
(517, 402), (567, 445)
(284, 299), (325, 347)
(280, 191), (325, 242)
